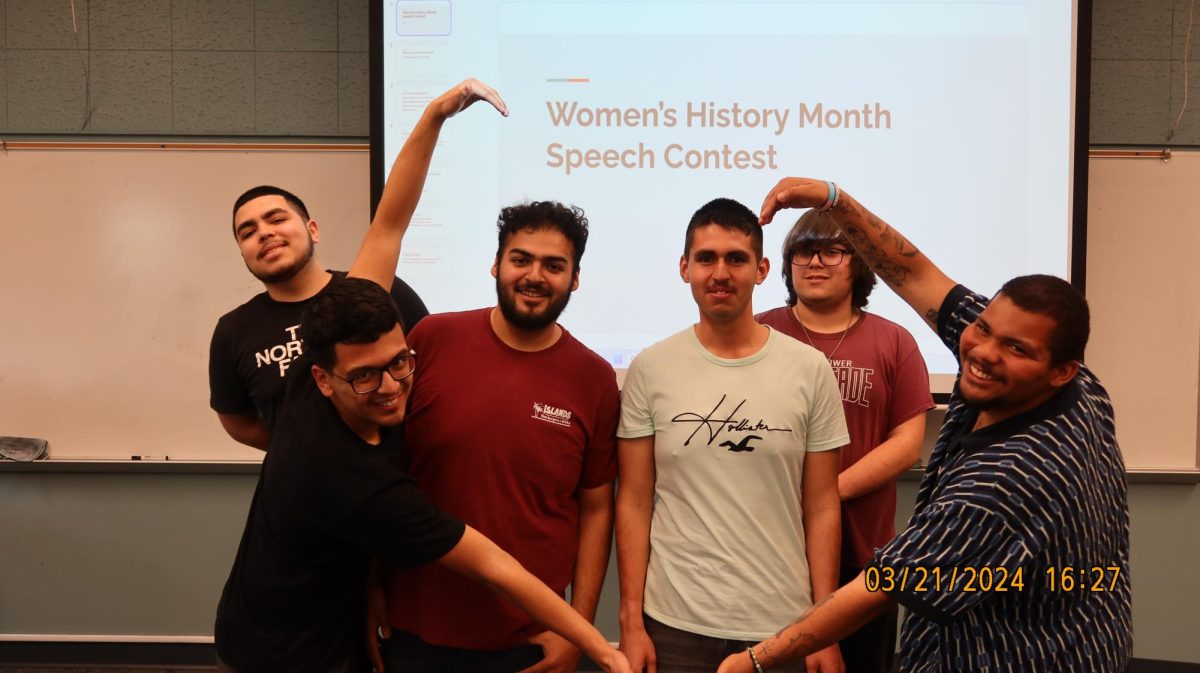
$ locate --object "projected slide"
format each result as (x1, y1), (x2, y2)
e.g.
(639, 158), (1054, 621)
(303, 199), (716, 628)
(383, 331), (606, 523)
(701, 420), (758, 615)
(378, 0), (1078, 388)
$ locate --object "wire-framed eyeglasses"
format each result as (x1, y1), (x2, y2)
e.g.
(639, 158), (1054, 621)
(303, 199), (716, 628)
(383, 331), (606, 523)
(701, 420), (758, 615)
(328, 350), (417, 394)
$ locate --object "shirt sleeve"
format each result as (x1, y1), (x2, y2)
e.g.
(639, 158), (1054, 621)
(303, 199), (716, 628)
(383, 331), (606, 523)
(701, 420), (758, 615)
(872, 457), (1052, 623)
(390, 275), (430, 333)
(935, 284), (989, 360)
(617, 353), (655, 439)
(887, 329), (936, 429)
(352, 479), (466, 569)
(805, 359), (850, 452)
(580, 373), (620, 488)
(208, 317), (255, 415)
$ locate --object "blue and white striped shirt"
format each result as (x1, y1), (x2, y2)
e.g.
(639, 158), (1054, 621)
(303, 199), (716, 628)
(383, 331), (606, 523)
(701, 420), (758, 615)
(874, 285), (1132, 673)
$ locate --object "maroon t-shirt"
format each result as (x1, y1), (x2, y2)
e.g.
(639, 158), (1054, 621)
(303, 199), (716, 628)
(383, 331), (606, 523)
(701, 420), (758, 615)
(386, 308), (619, 649)
(757, 308), (934, 567)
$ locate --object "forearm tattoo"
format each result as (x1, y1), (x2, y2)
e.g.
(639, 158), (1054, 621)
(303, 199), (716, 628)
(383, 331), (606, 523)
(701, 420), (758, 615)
(761, 594), (835, 666)
(924, 308), (938, 327)
(867, 212), (920, 259)
(832, 197), (922, 288)
(845, 226), (912, 287)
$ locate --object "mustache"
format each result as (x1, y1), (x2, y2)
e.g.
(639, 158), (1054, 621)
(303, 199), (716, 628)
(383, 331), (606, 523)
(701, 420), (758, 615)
(515, 281), (550, 294)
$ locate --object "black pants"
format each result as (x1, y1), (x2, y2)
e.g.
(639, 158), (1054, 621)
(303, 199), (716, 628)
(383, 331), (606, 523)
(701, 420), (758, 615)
(643, 614), (805, 673)
(379, 630), (544, 673)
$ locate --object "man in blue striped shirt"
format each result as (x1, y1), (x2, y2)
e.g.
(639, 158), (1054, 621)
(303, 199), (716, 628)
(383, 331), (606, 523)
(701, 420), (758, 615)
(715, 178), (1131, 673)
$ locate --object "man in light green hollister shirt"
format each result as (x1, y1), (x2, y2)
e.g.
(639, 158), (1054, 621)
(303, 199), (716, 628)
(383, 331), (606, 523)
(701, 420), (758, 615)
(615, 198), (848, 673)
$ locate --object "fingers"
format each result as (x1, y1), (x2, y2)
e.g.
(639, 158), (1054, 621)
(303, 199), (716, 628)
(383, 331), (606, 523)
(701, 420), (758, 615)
(366, 629), (385, 673)
(452, 77), (509, 118)
(759, 178), (825, 224)
(758, 181), (791, 225)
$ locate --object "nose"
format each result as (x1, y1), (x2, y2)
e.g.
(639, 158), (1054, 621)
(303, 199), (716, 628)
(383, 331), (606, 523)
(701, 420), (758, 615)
(376, 368), (405, 396)
(712, 258), (731, 280)
(970, 335), (1001, 362)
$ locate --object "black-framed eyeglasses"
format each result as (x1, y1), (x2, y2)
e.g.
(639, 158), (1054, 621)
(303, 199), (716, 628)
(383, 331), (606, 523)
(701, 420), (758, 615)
(790, 248), (851, 267)
(328, 350), (417, 394)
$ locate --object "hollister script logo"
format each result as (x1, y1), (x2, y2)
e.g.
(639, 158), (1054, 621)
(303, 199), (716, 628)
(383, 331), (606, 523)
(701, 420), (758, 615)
(532, 402), (573, 427)
(671, 394), (790, 450)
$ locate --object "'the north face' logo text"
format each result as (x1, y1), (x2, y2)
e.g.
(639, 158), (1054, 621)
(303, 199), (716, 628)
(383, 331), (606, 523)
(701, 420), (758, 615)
(532, 402), (573, 427)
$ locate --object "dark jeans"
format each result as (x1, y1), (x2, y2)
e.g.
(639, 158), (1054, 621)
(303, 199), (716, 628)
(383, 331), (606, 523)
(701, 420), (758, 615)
(644, 614), (805, 673)
(839, 565), (898, 673)
(379, 629), (544, 673)
(217, 654), (356, 673)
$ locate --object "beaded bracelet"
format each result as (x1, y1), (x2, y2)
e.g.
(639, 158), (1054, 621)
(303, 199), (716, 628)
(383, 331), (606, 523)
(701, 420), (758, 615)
(746, 646), (766, 673)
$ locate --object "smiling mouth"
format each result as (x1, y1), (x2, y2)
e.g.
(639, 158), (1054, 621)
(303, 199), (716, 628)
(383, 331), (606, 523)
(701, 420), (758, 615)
(516, 285), (549, 299)
(258, 241), (286, 260)
(373, 394), (402, 409)
(967, 361), (999, 382)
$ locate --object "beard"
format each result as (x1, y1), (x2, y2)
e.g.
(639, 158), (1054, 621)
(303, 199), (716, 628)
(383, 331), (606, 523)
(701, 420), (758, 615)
(248, 233), (315, 284)
(495, 277), (572, 330)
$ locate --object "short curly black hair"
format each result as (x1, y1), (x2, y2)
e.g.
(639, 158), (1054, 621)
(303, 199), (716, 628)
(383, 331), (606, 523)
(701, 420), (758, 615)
(495, 201), (589, 270)
(301, 278), (402, 370)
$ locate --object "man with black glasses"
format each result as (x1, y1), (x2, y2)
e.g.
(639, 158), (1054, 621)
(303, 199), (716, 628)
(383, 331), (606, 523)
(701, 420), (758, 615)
(756, 209), (933, 673)
(213, 80), (633, 673)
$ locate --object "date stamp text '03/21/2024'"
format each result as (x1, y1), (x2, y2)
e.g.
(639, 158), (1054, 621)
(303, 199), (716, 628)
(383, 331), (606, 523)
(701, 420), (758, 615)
(864, 565), (1123, 594)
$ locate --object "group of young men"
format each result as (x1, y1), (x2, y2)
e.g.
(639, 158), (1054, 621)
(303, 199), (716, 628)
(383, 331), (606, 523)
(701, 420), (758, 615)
(206, 80), (1132, 673)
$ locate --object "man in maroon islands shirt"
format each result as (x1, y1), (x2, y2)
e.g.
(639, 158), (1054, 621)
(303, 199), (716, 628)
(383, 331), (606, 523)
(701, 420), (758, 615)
(368, 202), (619, 673)
(757, 208), (934, 673)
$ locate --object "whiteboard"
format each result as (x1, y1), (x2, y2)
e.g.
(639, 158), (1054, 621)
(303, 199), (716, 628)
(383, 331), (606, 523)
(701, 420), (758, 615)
(1085, 152), (1200, 472)
(0, 147), (1195, 470)
(0, 148), (371, 461)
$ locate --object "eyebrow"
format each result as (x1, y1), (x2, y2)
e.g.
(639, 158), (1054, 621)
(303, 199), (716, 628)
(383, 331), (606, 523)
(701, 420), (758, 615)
(978, 317), (1038, 353)
(345, 349), (412, 377)
(509, 247), (570, 265)
(235, 208), (289, 236)
(693, 248), (750, 257)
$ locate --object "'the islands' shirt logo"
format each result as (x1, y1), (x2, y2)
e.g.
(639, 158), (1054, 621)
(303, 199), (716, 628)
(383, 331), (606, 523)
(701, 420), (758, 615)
(532, 402), (573, 427)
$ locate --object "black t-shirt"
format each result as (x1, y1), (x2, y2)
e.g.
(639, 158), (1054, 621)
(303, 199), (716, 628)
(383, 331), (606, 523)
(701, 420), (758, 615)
(208, 271), (428, 432)
(215, 356), (465, 673)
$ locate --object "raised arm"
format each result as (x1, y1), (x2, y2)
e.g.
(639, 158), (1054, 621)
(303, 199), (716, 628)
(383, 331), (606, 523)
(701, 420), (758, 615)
(759, 179), (956, 330)
(348, 78), (508, 288)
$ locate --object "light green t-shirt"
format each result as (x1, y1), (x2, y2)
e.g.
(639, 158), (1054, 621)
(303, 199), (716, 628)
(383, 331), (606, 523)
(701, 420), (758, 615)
(619, 326), (848, 640)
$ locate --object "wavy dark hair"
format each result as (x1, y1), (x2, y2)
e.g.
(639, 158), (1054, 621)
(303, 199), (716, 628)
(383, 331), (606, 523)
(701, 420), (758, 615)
(781, 209), (876, 310)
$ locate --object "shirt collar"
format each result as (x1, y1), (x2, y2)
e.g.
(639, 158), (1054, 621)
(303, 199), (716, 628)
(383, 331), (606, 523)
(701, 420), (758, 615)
(951, 376), (1082, 453)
